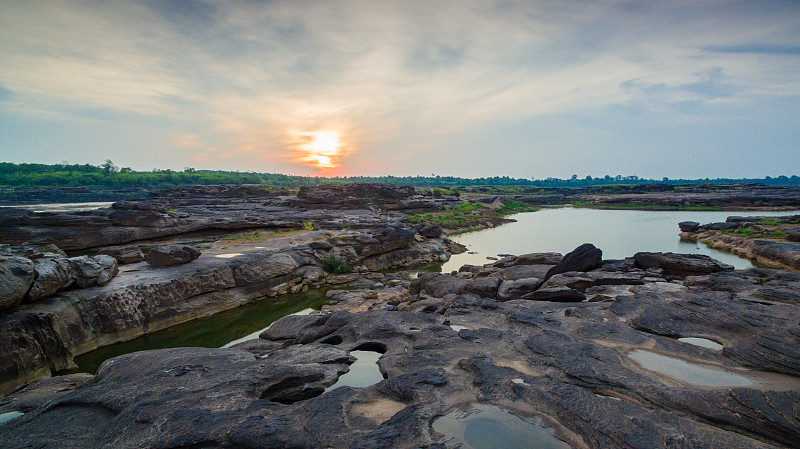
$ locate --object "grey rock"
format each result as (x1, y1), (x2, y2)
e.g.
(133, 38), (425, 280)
(633, 252), (734, 277)
(28, 256), (72, 301)
(145, 244), (201, 267)
(496, 278), (542, 301)
(97, 246), (144, 264)
(0, 256), (35, 311)
(67, 255), (119, 288)
(678, 221), (700, 232)
(543, 243), (602, 281)
(521, 286), (586, 302)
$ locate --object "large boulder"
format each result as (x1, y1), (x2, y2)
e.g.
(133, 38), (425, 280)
(0, 256), (35, 311)
(678, 221), (700, 232)
(496, 278), (542, 301)
(97, 246), (144, 264)
(543, 243), (602, 281)
(633, 252), (734, 277)
(28, 256), (73, 301)
(68, 255), (119, 288)
(145, 245), (201, 267)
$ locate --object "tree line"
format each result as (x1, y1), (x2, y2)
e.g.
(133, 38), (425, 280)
(0, 161), (798, 188)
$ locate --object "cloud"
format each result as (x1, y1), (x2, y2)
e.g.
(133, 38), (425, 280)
(1, 0), (799, 176)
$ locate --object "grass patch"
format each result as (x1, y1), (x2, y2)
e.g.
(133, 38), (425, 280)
(404, 199), (538, 232)
(759, 218), (780, 226)
(223, 231), (263, 241)
(321, 255), (352, 274)
(302, 221), (315, 231)
(773, 231), (788, 238)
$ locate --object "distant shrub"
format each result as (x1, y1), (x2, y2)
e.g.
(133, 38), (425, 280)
(322, 255), (352, 274)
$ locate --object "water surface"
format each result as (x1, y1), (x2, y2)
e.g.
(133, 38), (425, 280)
(443, 208), (800, 271)
(327, 350), (384, 390)
(68, 289), (329, 374)
(433, 404), (571, 449)
(0, 202), (114, 212)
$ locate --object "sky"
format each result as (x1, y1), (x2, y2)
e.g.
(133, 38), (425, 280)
(0, 0), (798, 179)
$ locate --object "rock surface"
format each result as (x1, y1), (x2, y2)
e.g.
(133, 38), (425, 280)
(145, 244), (201, 266)
(3, 258), (800, 448)
(0, 256), (35, 311)
(543, 243), (602, 280)
(633, 252), (734, 276)
(97, 246), (144, 264)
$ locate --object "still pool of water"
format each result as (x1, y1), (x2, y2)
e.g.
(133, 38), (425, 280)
(442, 208), (800, 272)
(0, 411), (25, 425)
(67, 289), (330, 375)
(327, 350), (384, 390)
(678, 337), (724, 351)
(433, 404), (572, 449)
(629, 349), (753, 387)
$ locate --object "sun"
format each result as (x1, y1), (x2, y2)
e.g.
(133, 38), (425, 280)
(301, 131), (340, 169)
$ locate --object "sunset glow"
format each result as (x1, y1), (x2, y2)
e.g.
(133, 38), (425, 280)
(299, 131), (341, 170)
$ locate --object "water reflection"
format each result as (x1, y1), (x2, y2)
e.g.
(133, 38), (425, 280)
(678, 337), (723, 351)
(443, 208), (800, 272)
(327, 350), (383, 390)
(68, 289), (329, 374)
(629, 350), (752, 387)
(0, 411), (25, 425)
(433, 404), (571, 449)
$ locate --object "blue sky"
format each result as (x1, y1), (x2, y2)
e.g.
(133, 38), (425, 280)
(0, 0), (798, 178)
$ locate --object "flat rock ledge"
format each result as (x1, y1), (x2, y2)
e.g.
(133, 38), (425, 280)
(0, 225), (455, 396)
(2, 248), (800, 448)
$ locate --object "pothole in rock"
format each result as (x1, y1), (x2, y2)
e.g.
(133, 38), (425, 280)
(629, 349), (800, 389)
(450, 325), (469, 332)
(677, 337), (723, 351)
(326, 346), (385, 391)
(433, 404), (572, 449)
(0, 411), (25, 425)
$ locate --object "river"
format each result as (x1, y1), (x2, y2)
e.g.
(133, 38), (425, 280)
(442, 207), (800, 271)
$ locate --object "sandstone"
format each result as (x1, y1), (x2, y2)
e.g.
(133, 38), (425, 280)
(27, 256), (72, 301)
(145, 244), (201, 266)
(0, 256), (35, 311)
(67, 255), (119, 288)
(97, 246), (144, 264)
(543, 243), (602, 280)
(633, 252), (734, 277)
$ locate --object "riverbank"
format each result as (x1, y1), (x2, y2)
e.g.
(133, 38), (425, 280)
(680, 214), (800, 271)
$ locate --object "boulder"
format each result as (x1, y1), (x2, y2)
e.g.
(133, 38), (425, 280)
(496, 278), (542, 301)
(67, 255), (119, 288)
(678, 221), (700, 232)
(28, 256), (72, 301)
(633, 252), (734, 277)
(0, 256), (35, 311)
(145, 244), (201, 267)
(514, 252), (563, 265)
(543, 243), (602, 281)
(97, 246), (144, 264)
(417, 224), (442, 238)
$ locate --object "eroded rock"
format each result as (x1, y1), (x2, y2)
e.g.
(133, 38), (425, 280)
(145, 244), (201, 267)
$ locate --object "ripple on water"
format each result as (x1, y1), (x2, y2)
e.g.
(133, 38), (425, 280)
(433, 404), (572, 449)
(677, 337), (723, 351)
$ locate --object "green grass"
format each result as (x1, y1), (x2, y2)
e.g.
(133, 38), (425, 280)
(321, 255), (352, 274)
(723, 227), (754, 236)
(773, 231), (788, 238)
(759, 218), (781, 226)
(301, 221), (315, 231)
(223, 231), (263, 241)
(404, 199), (538, 232)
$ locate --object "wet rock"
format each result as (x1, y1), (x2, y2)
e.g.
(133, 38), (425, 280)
(633, 252), (734, 277)
(145, 244), (201, 267)
(0, 256), (35, 311)
(543, 243), (602, 281)
(27, 256), (72, 301)
(97, 246), (144, 264)
(678, 221), (700, 232)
